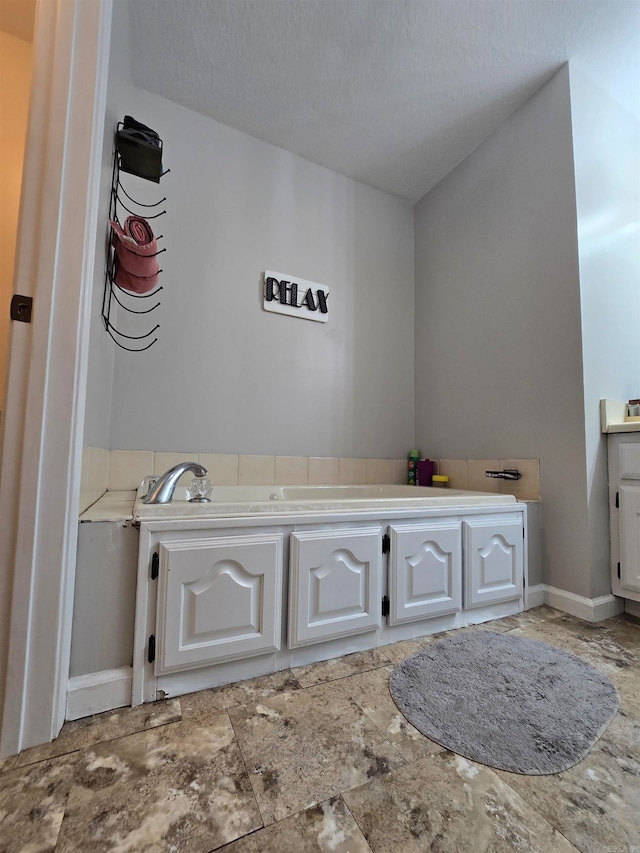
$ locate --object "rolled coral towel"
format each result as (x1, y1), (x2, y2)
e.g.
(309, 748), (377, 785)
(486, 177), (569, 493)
(110, 215), (159, 277)
(110, 216), (160, 294)
(113, 256), (159, 294)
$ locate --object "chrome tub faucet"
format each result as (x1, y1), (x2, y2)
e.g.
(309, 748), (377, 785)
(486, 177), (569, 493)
(143, 461), (207, 504)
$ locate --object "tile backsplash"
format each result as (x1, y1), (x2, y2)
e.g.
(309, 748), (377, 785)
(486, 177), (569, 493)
(79, 447), (540, 513)
(79, 445), (109, 514)
(437, 458), (540, 501)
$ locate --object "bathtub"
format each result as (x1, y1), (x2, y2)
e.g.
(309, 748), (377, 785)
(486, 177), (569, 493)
(134, 482), (516, 521)
(132, 480), (526, 708)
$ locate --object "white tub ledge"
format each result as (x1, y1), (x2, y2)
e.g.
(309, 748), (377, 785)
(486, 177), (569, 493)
(133, 483), (517, 521)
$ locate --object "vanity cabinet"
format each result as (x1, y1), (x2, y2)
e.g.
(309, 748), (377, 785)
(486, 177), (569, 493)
(608, 433), (640, 601)
(619, 488), (640, 593)
(387, 520), (462, 624)
(463, 515), (524, 608)
(288, 526), (383, 647)
(154, 532), (283, 674)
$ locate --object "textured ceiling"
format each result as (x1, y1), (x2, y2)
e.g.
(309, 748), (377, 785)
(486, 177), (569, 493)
(129, 0), (639, 202)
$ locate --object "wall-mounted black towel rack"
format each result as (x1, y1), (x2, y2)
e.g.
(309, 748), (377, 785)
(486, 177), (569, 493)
(102, 118), (170, 352)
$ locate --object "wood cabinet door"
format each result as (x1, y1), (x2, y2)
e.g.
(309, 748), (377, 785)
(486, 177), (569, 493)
(464, 516), (523, 608)
(155, 533), (282, 674)
(620, 486), (640, 593)
(388, 521), (462, 625)
(288, 527), (382, 648)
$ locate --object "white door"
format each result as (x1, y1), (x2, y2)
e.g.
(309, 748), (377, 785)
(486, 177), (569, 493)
(155, 533), (283, 674)
(288, 527), (382, 648)
(464, 515), (523, 608)
(0, 0), (112, 756)
(388, 521), (462, 625)
(620, 486), (640, 593)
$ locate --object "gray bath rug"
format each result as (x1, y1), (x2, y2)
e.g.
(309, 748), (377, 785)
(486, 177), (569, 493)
(389, 631), (619, 775)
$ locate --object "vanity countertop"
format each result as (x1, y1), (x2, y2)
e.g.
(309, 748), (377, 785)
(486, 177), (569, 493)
(605, 422), (640, 434)
(600, 399), (640, 434)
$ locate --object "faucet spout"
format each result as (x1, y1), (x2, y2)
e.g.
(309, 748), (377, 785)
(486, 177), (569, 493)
(144, 462), (207, 504)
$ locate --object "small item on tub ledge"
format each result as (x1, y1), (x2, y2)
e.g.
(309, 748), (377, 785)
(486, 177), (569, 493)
(417, 458), (434, 487)
(432, 474), (449, 488)
(626, 400), (640, 422)
(485, 469), (522, 480)
(408, 449), (420, 485)
(188, 477), (213, 502)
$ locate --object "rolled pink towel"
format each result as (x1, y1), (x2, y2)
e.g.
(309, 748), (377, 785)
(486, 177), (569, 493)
(113, 256), (159, 294)
(110, 216), (159, 278)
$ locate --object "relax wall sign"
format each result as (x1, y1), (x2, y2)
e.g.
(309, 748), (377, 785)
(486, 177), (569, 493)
(263, 271), (329, 323)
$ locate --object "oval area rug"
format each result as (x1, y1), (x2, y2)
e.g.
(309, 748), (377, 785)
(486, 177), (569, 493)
(389, 631), (620, 775)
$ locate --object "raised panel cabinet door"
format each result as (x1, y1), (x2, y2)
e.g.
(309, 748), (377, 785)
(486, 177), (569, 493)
(620, 486), (640, 593)
(388, 521), (462, 625)
(464, 516), (524, 608)
(619, 442), (640, 480)
(155, 533), (283, 674)
(288, 527), (382, 648)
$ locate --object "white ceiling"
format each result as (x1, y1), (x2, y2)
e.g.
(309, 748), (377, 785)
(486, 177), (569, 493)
(128, 0), (640, 202)
(9, 1), (639, 203)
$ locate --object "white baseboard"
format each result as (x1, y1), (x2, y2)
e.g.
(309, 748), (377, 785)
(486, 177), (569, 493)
(625, 599), (640, 619)
(542, 586), (624, 622)
(525, 584), (545, 609)
(66, 588), (627, 720)
(66, 667), (132, 721)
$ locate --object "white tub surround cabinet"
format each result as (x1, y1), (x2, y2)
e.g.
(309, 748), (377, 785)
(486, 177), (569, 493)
(154, 532), (283, 674)
(133, 493), (527, 706)
(607, 431), (640, 605)
(288, 527), (382, 647)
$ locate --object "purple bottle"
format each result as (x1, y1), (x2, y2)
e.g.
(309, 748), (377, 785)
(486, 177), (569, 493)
(417, 459), (435, 487)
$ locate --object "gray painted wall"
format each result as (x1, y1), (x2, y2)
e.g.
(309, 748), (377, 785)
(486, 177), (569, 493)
(413, 67), (590, 596)
(83, 0), (132, 448)
(107, 88), (415, 458)
(570, 65), (640, 598)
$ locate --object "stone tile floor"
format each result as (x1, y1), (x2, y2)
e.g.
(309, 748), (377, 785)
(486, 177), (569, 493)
(1, 606), (638, 852)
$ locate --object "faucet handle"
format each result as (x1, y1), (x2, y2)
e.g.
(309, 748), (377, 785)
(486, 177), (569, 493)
(140, 475), (157, 499)
(188, 477), (213, 502)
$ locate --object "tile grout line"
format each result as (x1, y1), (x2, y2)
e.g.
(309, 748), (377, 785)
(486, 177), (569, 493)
(294, 658), (404, 691)
(224, 676), (413, 830)
(29, 709), (190, 851)
(10, 711), (186, 772)
(337, 794), (375, 853)
(342, 682), (416, 767)
(496, 772), (583, 852)
(225, 706), (268, 833)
